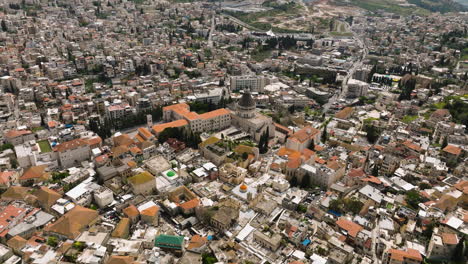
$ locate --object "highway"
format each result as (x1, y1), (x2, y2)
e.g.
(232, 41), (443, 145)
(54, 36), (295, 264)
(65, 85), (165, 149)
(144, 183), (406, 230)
(207, 15), (215, 48)
(219, 13), (266, 32)
(323, 21), (368, 113)
(371, 221), (381, 264)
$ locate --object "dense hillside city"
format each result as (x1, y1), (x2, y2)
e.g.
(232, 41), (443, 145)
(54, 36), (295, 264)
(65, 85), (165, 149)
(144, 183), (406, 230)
(0, 0), (466, 263)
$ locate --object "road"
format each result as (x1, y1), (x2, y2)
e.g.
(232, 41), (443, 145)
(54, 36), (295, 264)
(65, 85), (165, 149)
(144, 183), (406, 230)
(323, 21), (368, 113)
(371, 221), (381, 264)
(207, 15), (215, 48)
(219, 13), (266, 32)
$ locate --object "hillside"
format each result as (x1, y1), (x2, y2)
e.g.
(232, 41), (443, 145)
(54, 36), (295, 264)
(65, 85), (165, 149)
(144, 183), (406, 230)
(453, 0), (468, 7)
(408, 0), (467, 13)
(333, 0), (467, 15)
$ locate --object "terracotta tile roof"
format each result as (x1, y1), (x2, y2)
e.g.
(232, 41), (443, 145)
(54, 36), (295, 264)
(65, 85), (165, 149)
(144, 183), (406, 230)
(127, 160), (137, 168)
(123, 205), (139, 218)
(44, 206), (98, 239)
(138, 127), (153, 140)
(327, 161), (342, 171)
(1, 186), (31, 200)
(287, 158), (302, 169)
(7, 235), (27, 250)
(302, 148), (315, 159)
(112, 218), (130, 238)
(402, 140), (422, 152)
(443, 145), (462, 155)
(431, 109), (450, 118)
(86, 136), (102, 146)
(277, 147), (301, 159)
(453, 180), (468, 191)
(20, 165), (49, 181)
(441, 233), (458, 245)
(129, 146), (142, 155)
(0, 171), (15, 184)
(336, 218), (363, 238)
(315, 157), (326, 164)
(152, 119), (188, 133)
(290, 126), (320, 143)
(361, 176), (382, 185)
(95, 154), (109, 163)
(0, 205), (27, 231)
(388, 248), (422, 262)
(5, 129), (32, 138)
(274, 122), (292, 135)
(134, 134), (145, 144)
(179, 198), (199, 210)
(106, 256), (135, 264)
(112, 145), (129, 157)
(113, 134), (134, 147)
(348, 168), (365, 178)
(48, 120), (58, 128)
(335, 107), (354, 119)
(32, 187), (62, 208)
(199, 108), (230, 119)
(187, 235), (207, 250)
(141, 205), (159, 216)
(54, 138), (88, 153)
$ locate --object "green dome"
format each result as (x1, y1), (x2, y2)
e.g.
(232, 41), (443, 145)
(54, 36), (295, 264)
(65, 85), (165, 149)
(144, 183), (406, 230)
(166, 171), (176, 177)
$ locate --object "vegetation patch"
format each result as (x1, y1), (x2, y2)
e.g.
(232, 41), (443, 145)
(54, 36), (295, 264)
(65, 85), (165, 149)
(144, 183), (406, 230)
(38, 140), (52, 153)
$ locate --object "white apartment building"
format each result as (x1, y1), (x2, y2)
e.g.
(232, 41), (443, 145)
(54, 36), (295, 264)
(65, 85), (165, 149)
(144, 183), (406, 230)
(93, 187), (114, 208)
(347, 79), (369, 98)
(55, 138), (91, 169)
(230, 75), (266, 92)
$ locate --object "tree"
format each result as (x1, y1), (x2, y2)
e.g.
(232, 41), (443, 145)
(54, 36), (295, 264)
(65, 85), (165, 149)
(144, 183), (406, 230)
(405, 190), (423, 209)
(441, 136), (448, 149)
(1, 20), (7, 32)
(371, 165), (379, 176)
(321, 124), (327, 143)
(47, 236), (58, 247)
(308, 139), (315, 151)
(451, 235), (466, 263)
(365, 125), (379, 144)
(289, 175), (298, 187)
(241, 152), (248, 160)
(258, 128), (269, 154)
(301, 174), (311, 189)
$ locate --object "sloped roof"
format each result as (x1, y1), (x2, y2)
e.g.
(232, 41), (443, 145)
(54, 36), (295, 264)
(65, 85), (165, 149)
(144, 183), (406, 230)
(443, 145), (462, 155)
(141, 205), (159, 216)
(336, 218), (363, 238)
(54, 138), (88, 153)
(7, 235), (27, 250)
(155, 234), (184, 248)
(20, 165), (49, 181)
(123, 205), (139, 218)
(112, 218), (130, 238)
(1, 186), (31, 200)
(44, 205), (98, 239)
(113, 134), (134, 147)
(187, 235), (207, 250)
(106, 256), (135, 264)
(128, 171), (154, 185)
(32, 187), (62, 208)
(289, 126), (320, 143)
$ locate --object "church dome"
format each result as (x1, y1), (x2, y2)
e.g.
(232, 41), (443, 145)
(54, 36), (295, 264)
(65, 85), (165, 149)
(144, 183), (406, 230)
(238, 91), (255, 108)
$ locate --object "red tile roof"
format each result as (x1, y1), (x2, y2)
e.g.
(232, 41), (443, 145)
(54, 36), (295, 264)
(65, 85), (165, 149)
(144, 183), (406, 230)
(443, 145), (462, 155)
(54, 138), (88, 152)
(336, 218), (363, 238)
